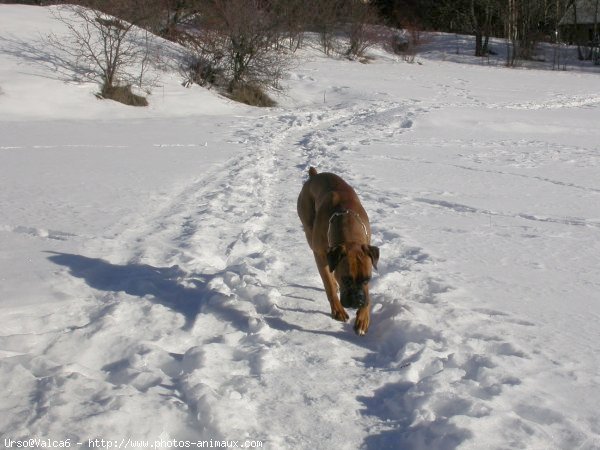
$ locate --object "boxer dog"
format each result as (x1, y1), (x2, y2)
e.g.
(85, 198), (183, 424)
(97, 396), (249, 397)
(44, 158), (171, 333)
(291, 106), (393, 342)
(297, 167), (379, 335)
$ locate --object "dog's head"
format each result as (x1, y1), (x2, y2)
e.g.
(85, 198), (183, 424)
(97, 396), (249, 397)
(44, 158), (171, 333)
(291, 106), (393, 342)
(327, 243), (379, 309)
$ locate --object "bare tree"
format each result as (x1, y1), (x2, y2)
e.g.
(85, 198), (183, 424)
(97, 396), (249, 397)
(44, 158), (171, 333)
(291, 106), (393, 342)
(594, 0), (600, 42)
(185, 0), (289, 92)
(505, 0), (519, 65)
(502, 0), (543, 65)
(48, 1), (159, 104)
(436, 0), (502, 56)
(271, 0), (310, 52)
(311, 0), (345, 56)
(146, 0), (205, 39)
(470, 0), (500, 56)
(346, 0), (381, 58)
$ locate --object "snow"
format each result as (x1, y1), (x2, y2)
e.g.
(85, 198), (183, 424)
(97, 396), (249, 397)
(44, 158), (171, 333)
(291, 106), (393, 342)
(1, 4), (600, 450)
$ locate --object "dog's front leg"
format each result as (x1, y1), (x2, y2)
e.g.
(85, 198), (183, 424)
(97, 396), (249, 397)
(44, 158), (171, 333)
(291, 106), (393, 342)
(354, 304), (370, 336)
(314, 252), (349, 322)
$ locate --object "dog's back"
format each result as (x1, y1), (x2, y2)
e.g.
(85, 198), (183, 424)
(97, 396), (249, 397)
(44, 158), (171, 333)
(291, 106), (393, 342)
(303, 167), (359, 208)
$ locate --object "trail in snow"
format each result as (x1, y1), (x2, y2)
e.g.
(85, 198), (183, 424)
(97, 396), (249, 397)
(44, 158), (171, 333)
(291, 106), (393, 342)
(10, 99), (592, 449)
(2, 6), (600, 447)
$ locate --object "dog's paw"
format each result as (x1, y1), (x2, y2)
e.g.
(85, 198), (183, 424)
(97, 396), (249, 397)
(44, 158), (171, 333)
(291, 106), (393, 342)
(331, 307), (349, 322)
(354, 309), (370, 336)
(354, 321), (368, 336)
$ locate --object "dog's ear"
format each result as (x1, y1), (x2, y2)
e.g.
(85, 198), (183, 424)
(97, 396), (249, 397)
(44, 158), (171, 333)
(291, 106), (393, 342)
(327, 245), (346, 272)
(365, 245), (380, 271)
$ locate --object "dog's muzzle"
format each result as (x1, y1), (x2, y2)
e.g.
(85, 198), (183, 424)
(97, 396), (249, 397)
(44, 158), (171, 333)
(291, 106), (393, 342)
(341, 288), (366, 309)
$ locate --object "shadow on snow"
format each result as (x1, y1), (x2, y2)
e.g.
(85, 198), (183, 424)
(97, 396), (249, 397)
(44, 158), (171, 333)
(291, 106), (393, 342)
(47, 252), (249, 332)
(47, 252), (471, 449)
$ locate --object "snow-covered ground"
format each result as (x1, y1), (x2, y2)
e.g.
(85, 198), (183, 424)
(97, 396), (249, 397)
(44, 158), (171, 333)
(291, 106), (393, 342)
(1, 5), (600, 450)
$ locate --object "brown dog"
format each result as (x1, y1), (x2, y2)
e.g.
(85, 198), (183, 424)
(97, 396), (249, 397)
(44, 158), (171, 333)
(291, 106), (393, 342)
(297, 167), (379, 335)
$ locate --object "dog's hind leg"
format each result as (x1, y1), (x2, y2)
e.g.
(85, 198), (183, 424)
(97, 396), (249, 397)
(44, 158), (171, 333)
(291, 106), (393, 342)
(297, 191), (316, 248)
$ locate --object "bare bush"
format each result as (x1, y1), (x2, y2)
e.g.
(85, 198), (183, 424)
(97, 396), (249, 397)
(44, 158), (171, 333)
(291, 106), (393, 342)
(271, 0), (310, 52)
(299, 0), (384, 59)
(157, 0), (203, 39)
(387, 26), (419, 63)
(48, 1), (160, 105)
(346, 0), (381, 58)
(181, 56), (221, 88)
(181, 0), (290, 98)
(310, 0), (345, 55)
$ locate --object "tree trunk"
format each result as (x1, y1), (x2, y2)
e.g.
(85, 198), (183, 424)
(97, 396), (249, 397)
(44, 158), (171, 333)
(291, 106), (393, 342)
(506, 0), (518, 66)
(594, 0), (599, 41)
(572, 0), (584, 59)
(475, 30), (484, 56)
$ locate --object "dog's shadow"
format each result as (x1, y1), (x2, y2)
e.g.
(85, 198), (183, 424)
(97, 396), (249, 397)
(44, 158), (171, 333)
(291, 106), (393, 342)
(47, 252), (363, 340)
(47, 253), (469, 447)
(47, 252), (249, 332)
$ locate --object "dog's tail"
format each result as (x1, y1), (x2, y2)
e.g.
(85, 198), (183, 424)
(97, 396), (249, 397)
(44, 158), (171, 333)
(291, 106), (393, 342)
(308, 167), (318, 178)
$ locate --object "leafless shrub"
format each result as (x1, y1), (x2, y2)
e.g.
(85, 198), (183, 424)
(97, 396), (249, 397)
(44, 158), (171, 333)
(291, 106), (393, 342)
(311, 0), (345, 56)
(387, 28), (417, 63)
(390, 32), (410, 53)
(181, 50), (226, 88)
(207, 0), (287, 90)
(271, 0), (310, 52)
(154, 0), (204, 39)
(177, 0), (291, 105)
(346, 1), (381, 59)
(47, 1), (160, 105)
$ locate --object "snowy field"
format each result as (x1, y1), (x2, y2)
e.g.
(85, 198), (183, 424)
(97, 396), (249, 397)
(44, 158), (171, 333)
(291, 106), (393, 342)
(1, 5), (600, 450)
